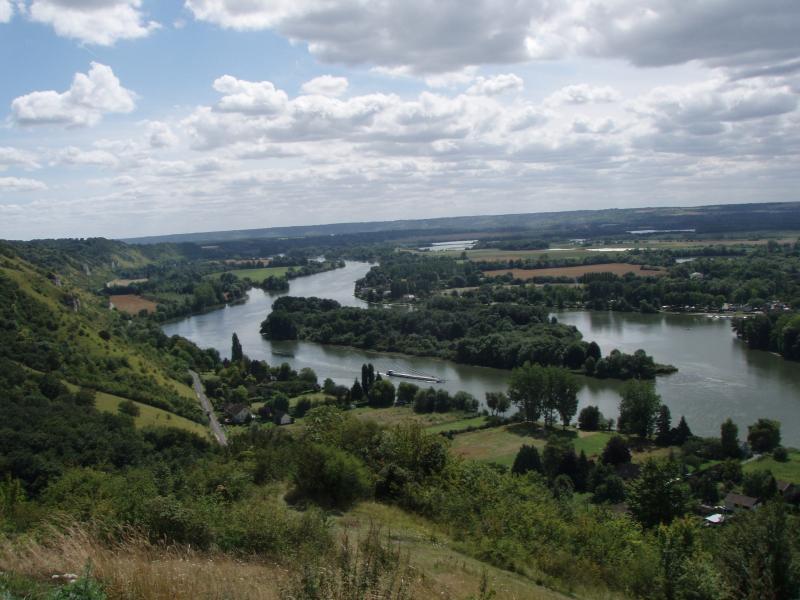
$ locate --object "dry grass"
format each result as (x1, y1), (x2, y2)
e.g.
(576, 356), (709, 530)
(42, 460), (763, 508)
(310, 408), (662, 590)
(484, 263), (665, 280)
(0, 523), (288, 600)
(109, 294), (158, 315)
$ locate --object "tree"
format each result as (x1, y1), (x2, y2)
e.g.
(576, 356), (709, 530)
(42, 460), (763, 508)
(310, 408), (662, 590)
(293, 444), (372, 509)
(260, 312), (297, 340)
(618, 380), (661, 438)
(742, 469), (777, 500)
(511, 445), (542, 475)
(396, 382), (419, 405)
(548, 368), (579, 429)
(673, 416), (692, 445)
(563, 342), (586, 369)
(350, 379), (364, 402)
(721, 418), (741, 459)
(601, 435), (631, 466)
(118, 399), (140, 417)
(587, 341), (602, 361)
(627, 459), (691, 528)
(583, 356), (596, 375)
(578, 405), (602, 431)
(368, 379), (395, 408)
(231, 332), (243, 362)
(655, 405), (672, 446)
(270, 392), (290, 414)
(508, 362), (548, 423)
(747, 419), (781, 452)
(74, 387), (96, 407)
(298, 367), (318, 385)
(323, 378), (336, 395)
(717, 502), (799, 600)
(542, 435), (577, 480)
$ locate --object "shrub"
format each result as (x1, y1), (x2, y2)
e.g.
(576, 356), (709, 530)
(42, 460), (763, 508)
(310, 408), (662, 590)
(773, 446), (789, 462)
(117, 400), (140, 417)
(293, 445), (372, 509)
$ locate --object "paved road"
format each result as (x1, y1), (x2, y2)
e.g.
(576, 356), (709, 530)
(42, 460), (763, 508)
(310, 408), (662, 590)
(189, 369), (227, 446)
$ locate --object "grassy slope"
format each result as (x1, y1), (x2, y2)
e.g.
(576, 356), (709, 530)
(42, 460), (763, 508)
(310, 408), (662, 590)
(342, 502), (579, 600)
(62, 381), (208, 438)
(0, 252), (198, 415)
(351, 405), (482, 429)
(743, 449), (800, 483)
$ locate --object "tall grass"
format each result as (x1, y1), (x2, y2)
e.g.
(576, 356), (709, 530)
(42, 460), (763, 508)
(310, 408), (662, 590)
(0, 522), (288, 600)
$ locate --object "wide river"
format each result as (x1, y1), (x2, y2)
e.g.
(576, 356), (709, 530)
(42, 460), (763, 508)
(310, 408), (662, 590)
(163, 261), (800, 445)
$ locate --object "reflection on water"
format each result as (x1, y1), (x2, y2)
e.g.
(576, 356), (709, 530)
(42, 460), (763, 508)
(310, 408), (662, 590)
(163, 262), (800, 445)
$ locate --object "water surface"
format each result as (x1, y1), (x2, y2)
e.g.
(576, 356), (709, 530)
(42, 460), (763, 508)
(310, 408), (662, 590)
(163, 262), (800, 444)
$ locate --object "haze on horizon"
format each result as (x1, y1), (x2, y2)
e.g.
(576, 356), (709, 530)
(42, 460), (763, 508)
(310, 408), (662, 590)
(0, 0), (799, 240)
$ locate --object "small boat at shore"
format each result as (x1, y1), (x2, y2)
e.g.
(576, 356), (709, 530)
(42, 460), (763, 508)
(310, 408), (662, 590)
(271, 350), (295, 358)
(380, 369), (444, 383)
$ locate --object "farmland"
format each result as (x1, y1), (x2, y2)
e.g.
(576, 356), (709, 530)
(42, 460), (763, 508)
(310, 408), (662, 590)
(109, 294), (158, 315)
(484, 263), (665, 280)
(208, 266), (291, 280)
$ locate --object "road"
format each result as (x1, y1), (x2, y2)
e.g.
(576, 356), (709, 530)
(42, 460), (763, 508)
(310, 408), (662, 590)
(189, 369), (227, 446)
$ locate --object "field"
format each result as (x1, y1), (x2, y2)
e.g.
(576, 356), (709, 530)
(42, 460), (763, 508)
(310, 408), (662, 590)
(109, 294), (158, 315)
(209, 266), (290, 280)
(484, 263), (665, 280)
(450, 424), (615, 466)
(60, 380), (209, 438)
(351, 405), (482, 429)
(105, 277), (148, 287)
(742, 449), (800, 484)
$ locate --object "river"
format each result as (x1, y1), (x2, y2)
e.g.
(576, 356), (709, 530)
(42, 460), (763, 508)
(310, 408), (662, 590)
(163, 261), (800, 445)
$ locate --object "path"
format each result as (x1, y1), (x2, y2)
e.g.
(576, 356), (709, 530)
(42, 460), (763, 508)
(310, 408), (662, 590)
(189, 369), (227, 446)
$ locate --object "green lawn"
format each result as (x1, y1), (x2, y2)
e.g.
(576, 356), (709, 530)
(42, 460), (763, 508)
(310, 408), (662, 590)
(351, 405), (481, 429)
(61, 380), (209, 438)
(743, 449), (800, 484)
(450, 424), (613, 466)
(425, 415), (488, 434)
(209, 266), (291, 280)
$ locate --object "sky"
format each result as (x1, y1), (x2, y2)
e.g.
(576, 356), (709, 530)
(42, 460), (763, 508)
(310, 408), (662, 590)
(0, 1), (799, 240)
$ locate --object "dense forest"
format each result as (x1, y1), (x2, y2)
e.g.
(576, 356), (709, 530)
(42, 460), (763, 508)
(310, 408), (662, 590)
(261, 295), (671, 377)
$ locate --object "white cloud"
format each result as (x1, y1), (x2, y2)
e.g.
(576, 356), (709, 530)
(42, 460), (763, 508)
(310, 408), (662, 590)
(28, 0), (159, 46)
(185, 0), (800, 75)
(0, 0), (13, 23)
(11, 62), (136, 127)
(546, 84), (621, 105)
(466, 74), (523, 96)
(300, 75), (348, 97)
(145, 120), (179, 148)
(54, 146), (119, 168)
(0, 147), (39, 170)
(213, 75), (288, 114)
(0, 176), (47, 192)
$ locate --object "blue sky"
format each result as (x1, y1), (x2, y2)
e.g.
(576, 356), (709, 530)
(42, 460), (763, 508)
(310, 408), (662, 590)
(1, 1), (799, 239)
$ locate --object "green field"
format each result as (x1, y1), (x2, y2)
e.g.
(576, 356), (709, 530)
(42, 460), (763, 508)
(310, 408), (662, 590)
(743, 449), (800, 484)
(61, 380), (209, 438)
(351, 405), (482, 429)
(209, 266), (291, 280)
(451, 424), (614, 466)
(425, 415), (488, 434)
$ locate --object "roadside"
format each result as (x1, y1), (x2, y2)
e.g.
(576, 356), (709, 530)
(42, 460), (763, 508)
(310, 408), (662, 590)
(189, 369), (228, 446)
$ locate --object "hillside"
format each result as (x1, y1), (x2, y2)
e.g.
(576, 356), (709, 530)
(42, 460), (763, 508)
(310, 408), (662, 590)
(0, 244), (211, 421)
(124, 201), (800, 244)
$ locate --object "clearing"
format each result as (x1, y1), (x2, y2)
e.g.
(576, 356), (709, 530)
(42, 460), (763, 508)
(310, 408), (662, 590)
(450, 424), (614, 466)
(484, 263), (665, 280)
(743, 449), (800, 484)
(109, 294), (158, 315)
(351, 405), (483, 429)
(209, 266), (290, 280)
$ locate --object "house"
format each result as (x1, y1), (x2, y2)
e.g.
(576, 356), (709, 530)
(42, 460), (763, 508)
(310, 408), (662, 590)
(274, 412), (294, 426)
(777, 480), (796, 499)
(704, 513), (726, 526)
(724, 492), (760, 511)
(224, 403), (252, 425)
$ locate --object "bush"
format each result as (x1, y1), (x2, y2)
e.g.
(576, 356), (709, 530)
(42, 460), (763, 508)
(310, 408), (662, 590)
(117, 399), (140, 417)
(294, 444), (372, 509)
(773, 446), (789, 462)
